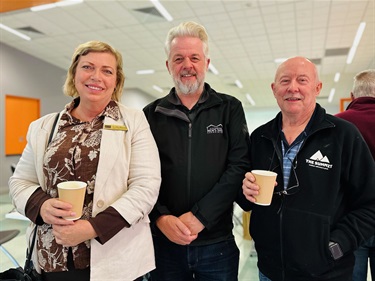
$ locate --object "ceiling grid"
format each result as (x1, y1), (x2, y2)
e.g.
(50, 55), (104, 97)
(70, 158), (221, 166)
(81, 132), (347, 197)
(0, 0), (374, 108)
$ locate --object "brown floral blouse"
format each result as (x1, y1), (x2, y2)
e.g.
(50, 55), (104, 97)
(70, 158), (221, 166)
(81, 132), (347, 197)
(38, 99), (120, 272)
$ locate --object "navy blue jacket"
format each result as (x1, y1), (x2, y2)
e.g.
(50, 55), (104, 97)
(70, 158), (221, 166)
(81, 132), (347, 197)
(143, 83), (251, 245)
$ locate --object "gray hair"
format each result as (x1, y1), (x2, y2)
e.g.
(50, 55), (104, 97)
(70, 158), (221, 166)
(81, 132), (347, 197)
(352, 69), (375, 98)
(164, 21), (209, 59)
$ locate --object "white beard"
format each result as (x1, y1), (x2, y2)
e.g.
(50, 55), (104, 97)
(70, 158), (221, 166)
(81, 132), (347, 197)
(176, 80), (199, 95)
(172, 72), (205, 95)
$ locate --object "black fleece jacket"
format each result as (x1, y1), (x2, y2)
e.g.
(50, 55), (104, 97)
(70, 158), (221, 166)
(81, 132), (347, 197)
(237, 104), (375, 281)
(143, 83), (251, 246)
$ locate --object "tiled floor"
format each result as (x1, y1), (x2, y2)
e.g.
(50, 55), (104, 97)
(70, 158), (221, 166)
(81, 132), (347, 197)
(0, 192), (371, 280)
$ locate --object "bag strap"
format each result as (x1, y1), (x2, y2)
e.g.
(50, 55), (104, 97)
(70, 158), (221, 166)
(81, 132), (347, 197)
(48, 113), (60, 145)
(24, 112), (60, 272)
(24, 227), (37, 271)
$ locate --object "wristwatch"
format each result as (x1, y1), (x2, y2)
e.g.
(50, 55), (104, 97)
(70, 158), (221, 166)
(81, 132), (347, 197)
(329, 241), (343, 260)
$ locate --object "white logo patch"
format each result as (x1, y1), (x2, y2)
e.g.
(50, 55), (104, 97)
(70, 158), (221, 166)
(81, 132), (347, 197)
(207, 124), (223, 134)
(305, 150), (333, 170)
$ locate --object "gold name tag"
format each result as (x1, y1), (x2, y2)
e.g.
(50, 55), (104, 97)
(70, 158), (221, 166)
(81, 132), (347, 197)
(103, 124), (128, 131)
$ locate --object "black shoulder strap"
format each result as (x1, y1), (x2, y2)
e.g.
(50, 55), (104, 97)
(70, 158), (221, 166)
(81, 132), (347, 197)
(24, 227), (37, 272)
(47, 113), (60, 145)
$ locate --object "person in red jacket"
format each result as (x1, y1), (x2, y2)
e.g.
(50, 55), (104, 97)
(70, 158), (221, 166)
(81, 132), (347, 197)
(335, 69), (375, 281)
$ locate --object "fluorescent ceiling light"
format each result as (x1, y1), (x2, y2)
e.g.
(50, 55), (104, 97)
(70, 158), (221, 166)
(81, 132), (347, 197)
(346, 22), (366, 64)
(235, 79), (243, 89)
(274, 58), (287, 64)
(334, 72), (340, 82)
(246, 94), (256, 106)
(136, 69), (155, 75)
(150, 0), (173, 22)
(0, 23), (31, 41)
(153, 85), (164, 93)
(56, 0), (83, 7)
(31, 0), (83, 11)
(208, 63), (219, 75)
(30, 3), (56, 11)
(328, 88), (335, 103)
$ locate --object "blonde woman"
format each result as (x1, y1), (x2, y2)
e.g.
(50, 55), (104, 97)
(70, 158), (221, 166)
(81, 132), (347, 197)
(9, 41), (161, 281)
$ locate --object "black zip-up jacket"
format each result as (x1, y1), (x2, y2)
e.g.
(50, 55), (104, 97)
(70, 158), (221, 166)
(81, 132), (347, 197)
(143, 83), (251, 245)
(237, 104), (375, 280)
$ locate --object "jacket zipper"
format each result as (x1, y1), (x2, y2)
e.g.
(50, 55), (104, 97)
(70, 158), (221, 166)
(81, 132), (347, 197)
(264, 134), (287, 280)
(278, 137), (307, 281)
(279, 196), (285, 281)
(187, 122), (192, 207)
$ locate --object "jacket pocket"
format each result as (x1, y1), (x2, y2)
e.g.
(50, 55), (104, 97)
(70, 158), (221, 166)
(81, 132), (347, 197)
(283, 207), (334, 276)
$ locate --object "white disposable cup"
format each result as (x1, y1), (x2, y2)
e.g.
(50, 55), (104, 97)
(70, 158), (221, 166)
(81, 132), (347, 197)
(57, 181), (87, 220)
(251, 170), (277, 206)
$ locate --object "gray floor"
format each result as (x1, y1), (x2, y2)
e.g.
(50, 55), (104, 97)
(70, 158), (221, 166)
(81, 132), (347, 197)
(0, 193), (371, 280)
(0, 192), (30, 270)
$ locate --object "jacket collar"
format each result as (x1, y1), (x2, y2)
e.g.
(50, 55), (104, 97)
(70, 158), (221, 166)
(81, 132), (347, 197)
(346, 96), (375, 110)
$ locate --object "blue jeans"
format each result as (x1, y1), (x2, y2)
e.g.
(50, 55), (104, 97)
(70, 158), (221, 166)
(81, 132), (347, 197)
(150, 236), (239, 281)
(353, 235), (375, 281)
(259, 271), (272, 281)
(259, 270), (354, 281)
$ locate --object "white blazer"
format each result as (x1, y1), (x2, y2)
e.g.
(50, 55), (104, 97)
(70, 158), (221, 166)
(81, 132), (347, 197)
(9, 102), (161, 281)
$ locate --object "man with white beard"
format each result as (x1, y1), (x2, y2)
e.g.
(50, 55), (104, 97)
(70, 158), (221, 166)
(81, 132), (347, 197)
(143, 21), (251, 281)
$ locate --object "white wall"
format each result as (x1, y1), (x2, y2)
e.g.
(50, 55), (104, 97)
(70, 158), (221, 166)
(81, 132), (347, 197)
(246, 107), (279, 134)
(121, 89), (155, 110)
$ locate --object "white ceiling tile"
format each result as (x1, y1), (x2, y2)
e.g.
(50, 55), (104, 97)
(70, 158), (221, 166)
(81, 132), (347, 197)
(0, 0), (373, 109)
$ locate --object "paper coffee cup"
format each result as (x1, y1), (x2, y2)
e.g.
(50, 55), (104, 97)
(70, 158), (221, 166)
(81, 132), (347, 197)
(57, 181), (87, 220)
(251, 170), (277, 206)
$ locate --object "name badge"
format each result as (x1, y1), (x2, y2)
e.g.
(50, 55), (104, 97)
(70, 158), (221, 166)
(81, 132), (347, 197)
(103, 124), (128, 131)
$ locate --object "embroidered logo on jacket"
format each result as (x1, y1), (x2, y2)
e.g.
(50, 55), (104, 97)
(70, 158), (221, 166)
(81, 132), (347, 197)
(207, 124), (223, 134)
(305, 150), (333, 170)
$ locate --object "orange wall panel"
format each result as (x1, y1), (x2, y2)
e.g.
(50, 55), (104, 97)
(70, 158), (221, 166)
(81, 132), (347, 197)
(5, 95), (40, 155)
(340, 98), (352, 112)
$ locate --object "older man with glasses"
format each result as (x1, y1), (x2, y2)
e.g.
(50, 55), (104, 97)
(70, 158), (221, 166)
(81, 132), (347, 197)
(237, 57), (375, 281)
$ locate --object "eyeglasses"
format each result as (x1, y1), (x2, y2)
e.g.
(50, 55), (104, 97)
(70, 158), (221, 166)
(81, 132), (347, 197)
(273, 158), (300, 196)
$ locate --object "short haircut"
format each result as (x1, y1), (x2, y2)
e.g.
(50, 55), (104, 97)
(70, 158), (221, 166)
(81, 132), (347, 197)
(352, 69), (375, 98)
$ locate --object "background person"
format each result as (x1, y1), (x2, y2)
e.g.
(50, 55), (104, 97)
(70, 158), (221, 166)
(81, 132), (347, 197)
(335, 69), (375, 281)
(143, 21), (251, 281)
(238, 57), (375, 281)
(9, 40), (161, 281)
